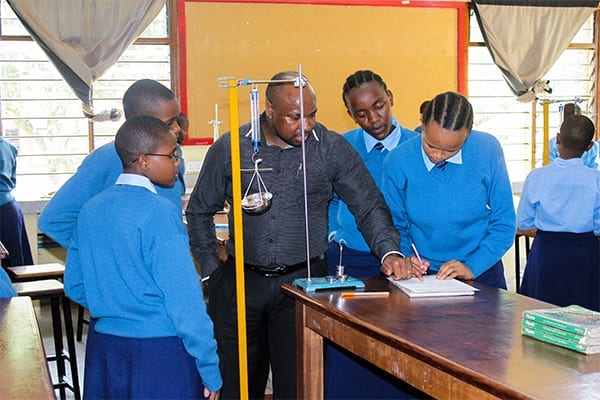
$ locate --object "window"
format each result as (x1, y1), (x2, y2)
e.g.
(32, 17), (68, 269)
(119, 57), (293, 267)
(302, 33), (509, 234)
(468, 9), (596, 185)
(0, 0), (176, 199)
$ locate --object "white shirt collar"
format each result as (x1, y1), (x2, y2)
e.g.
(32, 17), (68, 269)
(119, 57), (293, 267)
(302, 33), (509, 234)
(115, 173), (157, 194)
(422, 147), (463, 171)
(363, 118), (402, 153)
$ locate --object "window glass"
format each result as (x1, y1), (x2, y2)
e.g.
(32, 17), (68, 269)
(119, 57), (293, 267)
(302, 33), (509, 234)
(0, 0), (173, 199)
(468, 12), (595, 185)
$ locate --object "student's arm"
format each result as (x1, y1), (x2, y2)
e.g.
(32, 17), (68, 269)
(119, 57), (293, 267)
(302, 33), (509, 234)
(593, 174), (600, 236)
(38, 144), (119, 248)
(63, 224), (88, 307)
(151, 209), (222, 393)
(467, 145), (517, 277)
(516, 172), (538, 231)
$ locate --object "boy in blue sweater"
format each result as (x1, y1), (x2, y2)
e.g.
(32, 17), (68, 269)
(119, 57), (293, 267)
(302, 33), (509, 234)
(39, 79), (184, 249)
(64, 116), (221, 399)
(382, 91), (516, 288)
(518, 115), (600, 311)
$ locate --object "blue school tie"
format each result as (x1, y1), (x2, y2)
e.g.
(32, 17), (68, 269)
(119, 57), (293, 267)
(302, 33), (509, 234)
(435, 160), (448, 170)
(373, 142), (385, 152)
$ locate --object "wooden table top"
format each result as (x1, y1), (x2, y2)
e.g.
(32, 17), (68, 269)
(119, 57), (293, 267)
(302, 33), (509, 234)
(6, 263), (65, 281)
(282, 277), (600, 399)
(0, 296), (55, 399)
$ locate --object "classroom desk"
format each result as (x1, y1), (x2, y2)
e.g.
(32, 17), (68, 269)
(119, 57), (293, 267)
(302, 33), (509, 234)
(282, 278), (600, 400)
(0, 296), (56, 400)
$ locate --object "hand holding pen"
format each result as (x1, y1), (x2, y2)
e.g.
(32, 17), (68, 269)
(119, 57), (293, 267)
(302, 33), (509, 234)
(410, 243), (430, 280)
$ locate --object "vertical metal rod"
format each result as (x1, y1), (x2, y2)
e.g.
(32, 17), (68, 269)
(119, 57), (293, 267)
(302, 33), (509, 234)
(542, 99), (550, 166)
(530, 101), (536, 170)
(298, 64), (312, 282)
(228, 80), (249, 400)
(250, 86), (260, 152)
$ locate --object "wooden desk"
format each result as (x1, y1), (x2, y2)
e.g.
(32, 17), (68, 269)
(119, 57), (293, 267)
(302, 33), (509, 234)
(0, 296), (56, 399)
(282, 278), (600, 400)
(6, 263), (65, 282)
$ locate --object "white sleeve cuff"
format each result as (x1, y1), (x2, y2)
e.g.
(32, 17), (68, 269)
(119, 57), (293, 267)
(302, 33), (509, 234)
(381, 251), (405, 263)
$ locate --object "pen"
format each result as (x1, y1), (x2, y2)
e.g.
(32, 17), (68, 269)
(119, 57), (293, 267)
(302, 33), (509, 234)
(341, 291), (390, 298)
(411, 243), (424, 266)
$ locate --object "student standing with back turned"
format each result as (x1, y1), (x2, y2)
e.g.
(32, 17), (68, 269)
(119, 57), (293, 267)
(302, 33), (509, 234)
(518, 114), (600, 311)
(326, 70), (421, 399)
(64, 116), (222, 399)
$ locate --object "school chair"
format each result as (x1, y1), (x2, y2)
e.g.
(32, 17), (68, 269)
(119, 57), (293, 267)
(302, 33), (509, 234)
(5, 262), (90, 342)
(12, 279), (81, 400)
(514, 231), (533, 293)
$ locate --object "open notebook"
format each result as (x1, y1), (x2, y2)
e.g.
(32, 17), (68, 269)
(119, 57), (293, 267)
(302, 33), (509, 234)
(388, 275), (478, 298)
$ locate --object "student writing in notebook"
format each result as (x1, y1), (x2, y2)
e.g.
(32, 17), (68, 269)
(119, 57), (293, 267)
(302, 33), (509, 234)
(381, 91), (516, 288)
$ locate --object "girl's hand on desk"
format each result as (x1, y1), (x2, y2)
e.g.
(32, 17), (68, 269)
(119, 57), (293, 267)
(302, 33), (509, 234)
(436, 260), (473, 281)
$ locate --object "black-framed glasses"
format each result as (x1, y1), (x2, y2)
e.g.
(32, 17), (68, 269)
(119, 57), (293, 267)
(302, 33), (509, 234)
(132, 152), (179, 163)
(145, 152), (179, 160)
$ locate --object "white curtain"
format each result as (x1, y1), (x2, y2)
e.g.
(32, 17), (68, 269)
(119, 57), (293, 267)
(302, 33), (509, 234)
(472, 0), (598, 102)
(6, 0), (165, 117)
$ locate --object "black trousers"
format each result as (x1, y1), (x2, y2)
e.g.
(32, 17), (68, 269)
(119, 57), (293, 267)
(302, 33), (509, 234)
(207, 256), (327, 400)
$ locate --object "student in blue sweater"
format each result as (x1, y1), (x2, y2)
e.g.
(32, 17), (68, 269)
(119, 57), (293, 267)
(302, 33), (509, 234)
(382, 91), (516, 288)
(64, 116), (222, 399)
(39, 79), (184, 249)
(517, 115), (600, 311)
(326, 70), (424, 400)
(327, 70), (417, 278)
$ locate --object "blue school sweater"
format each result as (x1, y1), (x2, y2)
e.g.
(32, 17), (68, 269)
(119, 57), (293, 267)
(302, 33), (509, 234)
(64, 175), (221, 391)
(381, 131), (516, 277)
(39, 142), (183, 248)
(328, 119), (417, 252)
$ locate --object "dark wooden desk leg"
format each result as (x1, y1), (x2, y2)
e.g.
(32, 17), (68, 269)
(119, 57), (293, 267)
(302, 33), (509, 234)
(296, 304), (323, 400)
(514, 235), (521, 294)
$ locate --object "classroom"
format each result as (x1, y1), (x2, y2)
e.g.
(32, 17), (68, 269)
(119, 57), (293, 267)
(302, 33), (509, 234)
(1, 1), (600, 399)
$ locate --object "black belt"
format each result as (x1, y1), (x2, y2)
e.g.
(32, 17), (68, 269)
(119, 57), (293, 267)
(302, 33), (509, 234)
(241, 254), (325, 277)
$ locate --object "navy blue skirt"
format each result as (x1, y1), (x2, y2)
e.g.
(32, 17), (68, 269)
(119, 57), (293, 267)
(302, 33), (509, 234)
(84, 330), (207, 399)
(521, 230), (599, 311)
(0, 200), (33, 267)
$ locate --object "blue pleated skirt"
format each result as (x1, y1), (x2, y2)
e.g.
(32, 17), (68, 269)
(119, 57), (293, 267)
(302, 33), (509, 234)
(84, 330), (206, 399)
(521, 230), (599, 311)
